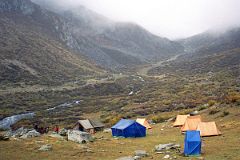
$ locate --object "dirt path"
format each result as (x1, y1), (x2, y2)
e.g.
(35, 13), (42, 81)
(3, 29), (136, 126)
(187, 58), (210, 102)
(137, 54), (183, 76)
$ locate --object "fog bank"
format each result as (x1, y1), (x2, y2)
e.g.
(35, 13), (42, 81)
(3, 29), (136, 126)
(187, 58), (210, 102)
(32, 0), (240, 39)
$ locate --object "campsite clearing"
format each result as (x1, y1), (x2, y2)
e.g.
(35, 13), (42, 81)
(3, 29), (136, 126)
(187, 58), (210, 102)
(1, 106), (240, 160)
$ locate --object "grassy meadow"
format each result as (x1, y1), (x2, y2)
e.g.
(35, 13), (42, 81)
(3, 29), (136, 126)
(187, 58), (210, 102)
(1, 106), (240, 160)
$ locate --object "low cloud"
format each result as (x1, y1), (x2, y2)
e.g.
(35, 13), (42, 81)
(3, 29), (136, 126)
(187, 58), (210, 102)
(32, 0), (240, 39)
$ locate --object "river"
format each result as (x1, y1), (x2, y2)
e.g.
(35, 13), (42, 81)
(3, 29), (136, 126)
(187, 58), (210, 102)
(0, 112), (35, 130)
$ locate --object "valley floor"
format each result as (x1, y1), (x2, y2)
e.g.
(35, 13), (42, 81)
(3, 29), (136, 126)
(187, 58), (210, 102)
(0, 51), (239, 160)
(1, 106), (240, 160)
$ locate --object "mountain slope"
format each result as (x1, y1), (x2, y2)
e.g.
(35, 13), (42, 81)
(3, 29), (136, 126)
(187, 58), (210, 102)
(32, 0), (185, 69)
(180, 28), (240, 54)
(0, 0), (103, 85)
(150, 28), (240, 75)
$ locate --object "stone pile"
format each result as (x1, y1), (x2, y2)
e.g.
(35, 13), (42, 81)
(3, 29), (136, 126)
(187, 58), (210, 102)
(4, 127), (40, 139)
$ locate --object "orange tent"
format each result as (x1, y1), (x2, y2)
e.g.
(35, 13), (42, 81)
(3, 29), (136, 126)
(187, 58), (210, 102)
(173, 114), (190, 127)
(197, 122), (221, 137)
(181, 115), (202, 132)
(136, 118), (152, 129)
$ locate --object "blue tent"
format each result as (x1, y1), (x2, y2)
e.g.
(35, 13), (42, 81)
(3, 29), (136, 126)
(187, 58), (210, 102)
(184, 130), (201, 156)
(111, 119), (146, 138)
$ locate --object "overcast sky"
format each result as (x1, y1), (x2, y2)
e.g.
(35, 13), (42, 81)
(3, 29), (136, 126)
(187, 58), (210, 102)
(34, 0), (240, 39)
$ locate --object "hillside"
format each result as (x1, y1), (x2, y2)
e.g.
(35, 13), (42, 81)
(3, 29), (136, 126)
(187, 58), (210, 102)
(0, 0), (104, 85)
(149, 28), (240, 75)
(33, 0), (184, 69)
(0, 0), (185, 86)
(180, 28), (240, 54)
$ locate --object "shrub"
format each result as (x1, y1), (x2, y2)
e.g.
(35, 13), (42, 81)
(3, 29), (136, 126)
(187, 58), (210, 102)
(151, 115), (172, 123)
(104, 115), (122, 126)
(226, 93), (240, 103)
(198, 105), (207, 111)
(208, 100), (217, 107)
(222, 111), (230, 117)
(209, 109), (220, 115)
(162, 100), (172, 105)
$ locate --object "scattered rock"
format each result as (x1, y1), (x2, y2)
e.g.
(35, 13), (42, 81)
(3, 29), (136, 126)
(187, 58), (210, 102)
(20, 130), (40, 139)
(5, 127), (30, 138)
(129, 91), (134, 96)
(13, 127), (30, 137)
(135, 150), (148, 157)
(133, 156), (141, 160)
(86, 149), (94, 153)
(163, 155), (170, 159)
(155, 143), (180, 152)
(4, 130), (13, 137)
(38, 144), (52, 151)
(59, 128), (68, 136)
(190, 111), (199, 116)
(172, 144), (180, 149)
(0, 134), (9, 141)
(116, 156), (134, 160)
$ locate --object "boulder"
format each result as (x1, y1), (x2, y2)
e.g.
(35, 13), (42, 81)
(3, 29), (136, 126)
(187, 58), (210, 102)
(190, 111), (199, 116)
(4, 130), (13, 137)
(7, 127), (30, 138)
(68, 130), (93, 144)
(38, 144), (52, 151)
(155, 143), (180, 152)
(133, 156), (141, 160)
(21, 130), (40, 139)
(59, 128), (68, 136)
(15, 127), (30, 137)
(163, 155), (170, 159)
(134, 150), (148, 157)
(0, 134), (9, 141)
